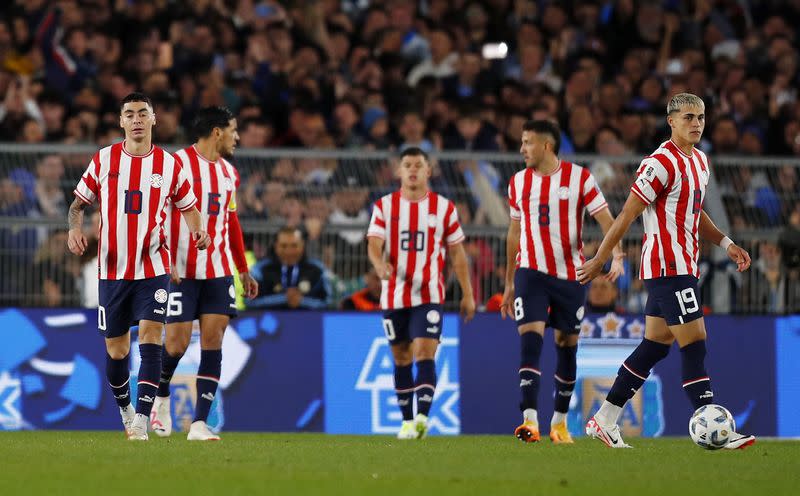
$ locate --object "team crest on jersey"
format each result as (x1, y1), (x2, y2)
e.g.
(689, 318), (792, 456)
(154, 289), (168, 304)
(427, 214), (437, 226)
(150, 174), (163, 188)
(223, 177), (234, 190)
(558, 186), (570, 200)
(426, 310), (441, 324)
(298, 280), (311, 293)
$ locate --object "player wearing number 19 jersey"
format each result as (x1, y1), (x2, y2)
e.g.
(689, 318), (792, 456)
(150, 107), (259, 441)
(67, 93), (210, 441)
(578, 93), (756, 449)
(367, 147), (475, 440)
(500, 120), (624, 444)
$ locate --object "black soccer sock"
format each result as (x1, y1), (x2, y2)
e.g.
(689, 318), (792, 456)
(194, 349), (222, 422)
(157, 347), (183, 398)
(519, 332), (543, 411)
(106, 353), (131, 408)
(394, 363), (415, 421)
(136, 343), (162, 416)
(554, 345), (577, 414)
(680, 340), (713, 410)
(415, 359), (437, 417)
(607, 339), (671, 407)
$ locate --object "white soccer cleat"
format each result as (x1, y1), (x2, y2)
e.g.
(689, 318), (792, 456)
(397, 420), (417, 440)
(585, 416), (631, 448)
(127, 413), (149, 441)
(150, 396), (172, 437)
(119, 404), (135, 436)
(187, 420), (221, 441)
(414, 414), (429, 439)
(724, 432), (756, 450)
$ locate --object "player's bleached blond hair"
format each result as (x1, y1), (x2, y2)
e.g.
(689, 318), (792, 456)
(667, 93), (705, 115)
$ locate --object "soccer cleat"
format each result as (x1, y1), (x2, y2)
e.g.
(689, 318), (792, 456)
(514, 420), (541, 443)
(549, 421), (574, 444)
(585, 416), (631, 448)
(414, 414), (429, 439)
(724, 432), (756, 450)
(127, 413), (149, 441)
(397, 420), (417, 440)
(187, 420), (221, 441)
(150, 396), (172, 437)
(119, 404), (135, 437)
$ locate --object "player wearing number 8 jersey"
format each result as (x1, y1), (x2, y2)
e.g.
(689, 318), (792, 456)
(367, 147), (475, 440)
(577, 93), (755, 449)
(500, 120), (624, 444)
(67, 93), (210, 441)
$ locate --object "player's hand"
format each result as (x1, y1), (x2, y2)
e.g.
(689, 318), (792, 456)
(286, 287), (302, 308)
(576, 257), (605, 285)
(374, 261), (393, 280)
(67, 228), (87, 256)
(499, 286), (515, 320)
(460, 294), (476, 323)
(727, 243), (751, 272)
(193, 230), (210, 250)
(605, 256), (625, 282)
(239, 271), (259, 299)
(170, 266), (181, 285)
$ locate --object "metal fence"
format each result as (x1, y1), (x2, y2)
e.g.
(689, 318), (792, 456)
(1, 144), (798, 314)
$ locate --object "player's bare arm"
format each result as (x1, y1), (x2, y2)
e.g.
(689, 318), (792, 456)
(67, 197), (89, 256)
(449, 242), (476, 323)
(577, 192), (647, 285)
(500, 219), (521, 319)
(367, 236), (392, 279)
(592, 208), (626, 282)
(180, 207), (210, 250)
(698, 210), (751, 272)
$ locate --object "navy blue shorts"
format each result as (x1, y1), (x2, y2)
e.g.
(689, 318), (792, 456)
(513, 268), (586, 333)
(382, 304), (443, 345)
(644, 275), (703, 326)
(97, 275), (170, 338)
(166, 276), (237, 323)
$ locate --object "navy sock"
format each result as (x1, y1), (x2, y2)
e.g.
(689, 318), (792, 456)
(194, 349), (222, 422)
(136, 343), (162, 416)
(680, 340), (713, 409)
(157, 348), (183, 397)
(394, 364), (414, 421)
(106, 353), (131, 408)
(415, 359), (437, 417)
(519, 332), (543, 411)
(607, 339), (671, 407)
(554, 345), (577, 413)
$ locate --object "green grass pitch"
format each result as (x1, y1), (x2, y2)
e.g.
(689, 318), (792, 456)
(1, 432), (798, 495)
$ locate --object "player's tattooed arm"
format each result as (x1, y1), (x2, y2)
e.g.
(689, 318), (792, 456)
(67, 197), (88, 255)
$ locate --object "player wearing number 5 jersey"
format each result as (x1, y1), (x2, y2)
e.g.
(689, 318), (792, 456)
(367, 147), (475, 440)
(67, 93), (210, 441)
(150, 107), (259, 441)
(578, 93), (755, 449)
(500, 120), (624, 444)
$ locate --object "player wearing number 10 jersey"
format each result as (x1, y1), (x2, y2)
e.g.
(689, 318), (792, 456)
(367, 146), (475, 440)
(578, 93), (756, 449)
(67, 93), (210, 441)
(150, 107), (259, 441)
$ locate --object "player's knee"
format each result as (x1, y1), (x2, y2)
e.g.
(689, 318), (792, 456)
(165, 335), (189, 356)
(106, 343), (130, 360)
(200, 329), (224, 349)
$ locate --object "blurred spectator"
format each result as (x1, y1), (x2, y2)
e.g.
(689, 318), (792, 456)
(587, 274), (623, 314)
(249, 226), (329, 310)
(34, 155), (67, 218)
(339, 268), (381, 311)
(741, 240), (786, 313)
(406, 28), (457, 87)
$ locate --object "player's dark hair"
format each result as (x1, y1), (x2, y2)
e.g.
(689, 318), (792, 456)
(522, 119), (561, 154)
(399, 146), (429, 162)
(119, 92), (153, 112)
(192, 106), (235, 139)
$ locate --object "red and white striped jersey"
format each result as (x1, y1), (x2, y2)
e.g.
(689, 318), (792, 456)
(74, 142), (197, 280)
(508, 161), (608, 280)
(631, 140), (709, 280)
(167, 146), (240, 279)
(367, 191), (465, 309)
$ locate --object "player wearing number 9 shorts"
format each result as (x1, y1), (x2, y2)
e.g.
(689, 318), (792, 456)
(577, 93), (755, 449)
(500, 120), (625, 444)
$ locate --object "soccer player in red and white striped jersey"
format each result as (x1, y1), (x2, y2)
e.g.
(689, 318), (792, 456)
(151, 107), (259, 441)
(578, 93), (756, 449)
(67, 93), (210, 441)
(499, 120), (624, 444)
(367, 146), (475, 439)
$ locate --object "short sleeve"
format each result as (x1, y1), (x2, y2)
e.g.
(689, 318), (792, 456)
(444, 201), (465, 245)
(366, 201), (385, 239)
(582, 171), (608, 216)
(74, 153), (100, 204)
(170, 162), (198, 211)
(630, 157), (671, 205)
(508, 177), (521, 220)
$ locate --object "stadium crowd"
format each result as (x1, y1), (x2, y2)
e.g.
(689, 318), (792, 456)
(0, 0), (799, 312)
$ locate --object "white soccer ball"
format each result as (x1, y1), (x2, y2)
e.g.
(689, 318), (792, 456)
(689, 404), (735, 450)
